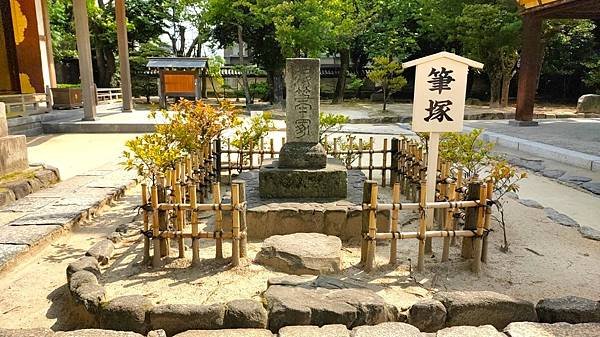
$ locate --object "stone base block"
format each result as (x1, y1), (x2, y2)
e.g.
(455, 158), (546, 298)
(259, 159), (347, 199)
(508, 120), (539, 127)
(0, 135), (28, 176)
(278, 142), (327, 169)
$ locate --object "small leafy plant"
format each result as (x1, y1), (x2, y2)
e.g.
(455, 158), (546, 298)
(231, 112), (274, 165)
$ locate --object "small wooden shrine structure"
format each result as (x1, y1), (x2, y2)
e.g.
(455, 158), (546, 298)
(147, 57), (209, 108)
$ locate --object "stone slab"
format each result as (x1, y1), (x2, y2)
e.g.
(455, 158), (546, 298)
(259, 159), (347, 199)
(279, 142), (327, 169)
(0, 135), (28, 176)
(278, 325), (350, 337)
(0, 225), (62, 245)
(436, 325), (504, 337)
(579, 226), (600, 241)
(173, 330), (273, 337)
(543, 208), (579, 227)
(504, 322), (600, 337)
(8, 204), (88, 226)
(351, 322), (422, 337)
(0, 244), (29, 269)
(1, 196), (61, 212)
(284, 58), (320, 144)
(536, 296), (600, 324)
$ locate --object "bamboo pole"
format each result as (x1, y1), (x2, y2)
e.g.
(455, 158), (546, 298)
(471, 184), (487, 273)
(360, 180), (377, 264)
(382, 138), (388, 187)
(174, 179), (185, 258)
(231, 183), (241, 267)
(157, 175), (169, 257)
(227, 139), (232, 185)
(212, 182), (223, 259)
(142, 183), (150, 263)
(190, 182), (200, 265)
(390, 138), (398, 185)
(461, 179), (481, 259)
(269, 138), (274, 159)
(365, 182), (378, 272)
(234, 179), (248, 258)
(358, 139), (363, 170)
(417, 180), (427, 272)
(390, 183), (400, 265)
(368, 137), (374, 180)
(375, 230), (477, 240)
(482, 179), (494, 263)
(151, 184), (161, 268)
(442, 182), (456, 262)
(260, 138), (265, 165)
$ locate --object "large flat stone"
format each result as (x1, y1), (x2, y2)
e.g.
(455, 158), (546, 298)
(436, 325), (504, 337)
(0, 328), (55, 337)
(0, 135), (28, 176)
(544, 208), (579, 227)
(148, 303), (226, 336)
(0, 243), (29, 269)
(172, 330), (273, 337)
(536, 296), (600, 324)
(0, 225), (62, 245)
(434, 291), (537, 329)
(577, 94), (600, 114)
(504, 322), (600, 337)
(255, 233), (342, 275)
(259, 159), (347, 199)
(9, 204), (88, 226)
(579, 226), (600, 241)
(278, 324), (350, 337)
(55, 330), (144, 337)
(351, 322), (422, 337)
(408, 299), (446, 332)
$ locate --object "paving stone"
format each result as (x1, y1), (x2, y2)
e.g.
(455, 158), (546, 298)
(255, 233), (342, 275)
(433, 291), (537, 329)
(0, 328), (55, 337)
(558, 175), (592, 184)
(55, 330), (144, 337)
(172, 329), (273, 337)
(581, 181), (600, 195)
(224, 299), (268, 328)
(579, 226), (600, 241)
(1, 196), (60, 212)
(536, 296), (600, 324)
(0, 244), (29, 269)
(508, 157), (544, 172)
(504, 322), (600, 337)
(543, 208), (579, 227)
(148, 303), (226, 336)
(9, 204), (87, 226)
(517, 199), (544, 209)
(541, 169), (566, 179)
(278, 324), (350, 337)
(351, 322), (422, 337)
(0, 225), (61, 245)
(436, 325), (504, 337)
(408, 299), (446, 332)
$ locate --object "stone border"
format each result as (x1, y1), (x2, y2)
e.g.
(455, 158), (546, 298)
(0, 165), (60, 207)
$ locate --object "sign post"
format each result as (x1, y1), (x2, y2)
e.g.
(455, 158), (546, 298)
(403, 52), (483, 272)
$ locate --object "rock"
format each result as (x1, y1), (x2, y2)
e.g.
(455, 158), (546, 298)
(146, 331), (167, 337)
(54, 330), (144, 337)
(255, 233), (342, 275)
(544, 208), (579, 227)
(148, 303), (225, 336)
(86, 239), (115, 265)
(536, 296), (600, 324)
(581, 182), (600, 195)
(433, 291), (537, 329)
(504, 321), (600, 337)
(436, 325), (504, 337)
(577, 94), (600, 114)
(558, 175), (592, 185)
(3, 181), (32, 200)
(268, 275), (317, 287)
(99, 295), (153, 333)
(0, 328), (54, 337)
(508, 158), (544, 172)
(69, 270), (98, 291)
(108, 232), (122, 243)
(541, 169), (566, 179)
(263, 284), (393, 331)
(224, 299), (268, 328)
(278, 324), (350, 337)
(408, 299), (446, 332)
(579, 226), (600, 241)
(351, 322), (422, 337)
(66, 256), (101, 281)
(172, 330), (274, 337)
(34, 169), (58, 186)
(517, 199), (544, 209)
(505, 192), (519, 199)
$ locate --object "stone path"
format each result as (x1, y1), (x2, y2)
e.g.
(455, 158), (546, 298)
(0, 162), (136, 273)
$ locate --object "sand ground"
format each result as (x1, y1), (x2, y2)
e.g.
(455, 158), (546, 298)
(0, 184), (598, 331)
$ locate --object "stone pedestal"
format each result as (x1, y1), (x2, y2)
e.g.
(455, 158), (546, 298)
(259, 159), (347, 199)
(0, 103), (28, 176)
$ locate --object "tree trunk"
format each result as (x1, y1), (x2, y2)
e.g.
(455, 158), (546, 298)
(104, 47), (116, 87)
(237, 25), (252, 109)
(382, 83), (388, 111)
(501, 73), (511, 108)
(332, 48), (350, 104)
(489, 75), (502, 108)
(95, 41), (107, 87)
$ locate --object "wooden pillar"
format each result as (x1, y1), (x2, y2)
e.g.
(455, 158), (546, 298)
(73, 0), (96, 121)
(41, 0), (57, 88)
(515, 14), (543, 123)
(115, 0), (133, 112)
(202, 69), (208, 99)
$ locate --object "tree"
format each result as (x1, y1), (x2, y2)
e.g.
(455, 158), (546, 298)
(367, 56), (407, 111)
(457, 3), (521, 107)
(131, 40), (171, 103)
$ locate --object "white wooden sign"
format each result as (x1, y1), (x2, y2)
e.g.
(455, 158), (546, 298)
(403, 52), (483, 133)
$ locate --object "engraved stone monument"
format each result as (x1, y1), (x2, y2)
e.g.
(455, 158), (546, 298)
(259, 58), (347, 198)
(0, 102), (28, 176)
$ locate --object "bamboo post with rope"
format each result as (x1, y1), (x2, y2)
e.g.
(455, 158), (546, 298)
(151, 183), (161, 268)
(234, 179), (248, 258)
(141, 183), (150, 263)
(365, 182), (378, 272)
(471, 183), (488, 273)
(442, 182), (457, 262)
(481, 179), (494, 263)
(212, 182), (223, 259)
(231, 182), (241, 267)
(390, 182), (400, 265)
(417, 180), (427, 272)
(190, 181), (200, 265)
(360, 180), (377, 265)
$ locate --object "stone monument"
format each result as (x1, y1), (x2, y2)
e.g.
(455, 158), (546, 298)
(0, 102), (28, 176)
(259, 58), (347, 198)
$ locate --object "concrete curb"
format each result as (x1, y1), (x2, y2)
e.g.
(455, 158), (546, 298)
(464, 127), (600, 172)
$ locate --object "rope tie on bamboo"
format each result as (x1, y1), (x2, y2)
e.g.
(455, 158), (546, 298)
(361, 233), (377, 241)
(391, 202), (402, 210)
(140, 230), (153, 238)
(361, 203), (377, 211)
(135, 203), (153, 214)
(235, 201), (247, 212)
(213, 229), (224, 239)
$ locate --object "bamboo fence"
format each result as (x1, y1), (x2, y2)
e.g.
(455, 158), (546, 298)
(140, 140), (247, 268)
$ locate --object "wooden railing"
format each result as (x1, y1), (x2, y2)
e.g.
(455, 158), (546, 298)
(96, 87), (123, 103)
(0, 91), (51, 118)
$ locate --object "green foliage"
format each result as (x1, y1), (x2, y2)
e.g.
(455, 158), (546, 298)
(130, 40), (171, 103)
(121, 133), (182, 182)
(439, 129), (494, 178)
(367, 57), (407, 111)
(346, 74), (364, 92)
(231, 112), (274, 163)
(583, 57), (600, 94)
(249, 82), (270, 101)
(319, 112), (349, 142)
(208, 56), (226, 87)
